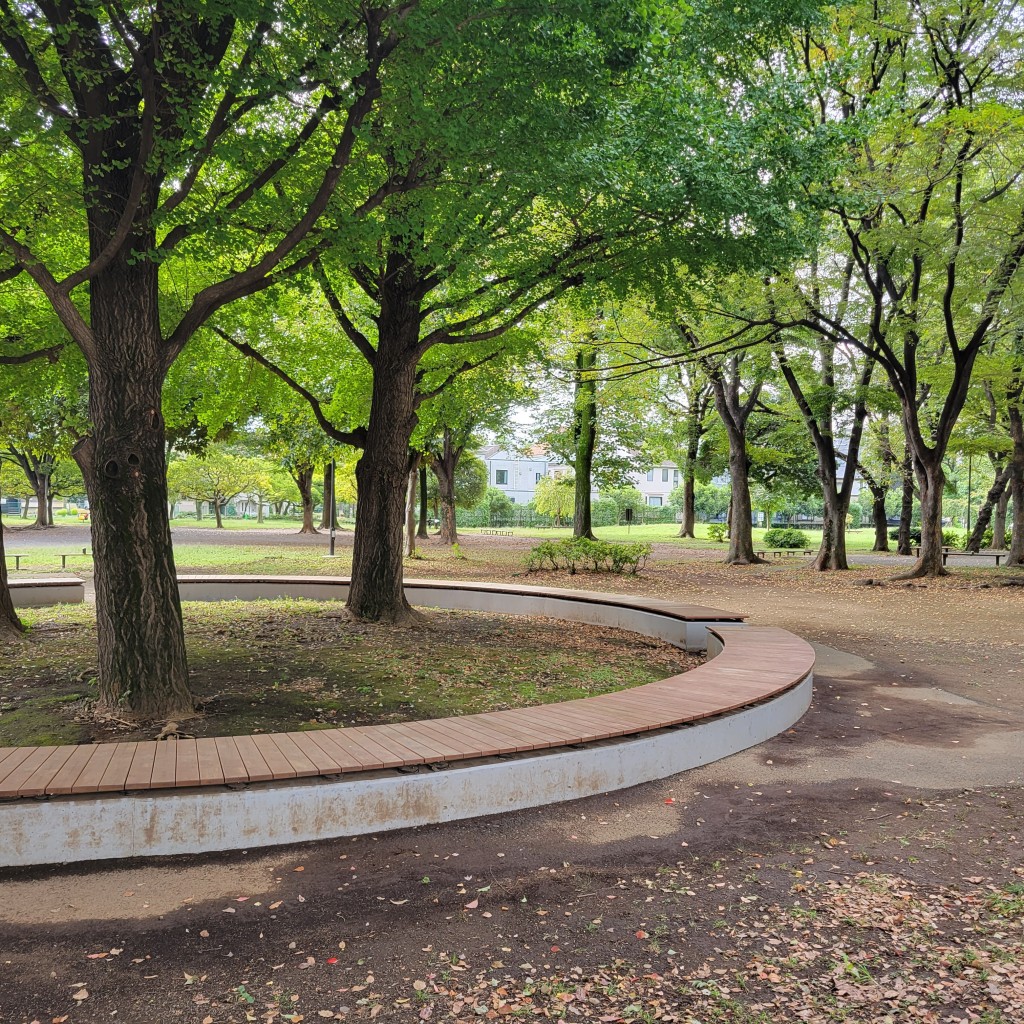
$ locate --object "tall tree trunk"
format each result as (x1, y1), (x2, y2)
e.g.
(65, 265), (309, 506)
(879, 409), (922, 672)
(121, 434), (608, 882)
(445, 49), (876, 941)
(572, 348), (598, 540)
(965, 463), (1010, 552)
(0, 518), (23, 637)
(432, 428), (465, 546)
(406, 464), (417, 558)
(897, 446), (914, 556)
(47, 489), (55, 526)
(813, 471), (852, 571)
(213, 499), (224, 528)
(871, 486), (889, 552)
(294, 467), (318, 534)
(898, 456), (947, 578)
(257, 498), (264, 524)
(417, 465), (429, 538)
(723, 432), (762, 564)
(73, 358), (193, 722)
(677, 429), (699, 538)
(347, 316), (421, 624)
(320, 465), (332, 529)
(1007, 406), (1024, 566)
(992, 490), (1009, 550)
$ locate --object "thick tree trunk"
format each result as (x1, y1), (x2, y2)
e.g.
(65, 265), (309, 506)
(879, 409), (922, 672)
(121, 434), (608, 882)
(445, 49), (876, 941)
(432, 429), (465, 546)
(195, 500), (203, 521)
(897, 457), (947, 578)
(678, 465), (696, 537)
(74, 362), (193, 722)
(897, 447), (914, 556)
(320, 465), (332, 529)
(724, 442), (763, 564)
(813, 477), (851, 570)
(295, 467), (318, 534)
(347, 310), (421, 623)
(1007, 407), (1024, 566)
(965, 463), (1010, 552)
(417, 465), (429, 538)
(213, 499), (224, 528)
(871, 487), (889, 552)
(572, 348), (597, 541)
(0, 518), (24, 636)
(406, 465), (417, 558)
(992, 490), (1009, 550)
(32, 476), (48, 527)
(257, 499), (264, 524)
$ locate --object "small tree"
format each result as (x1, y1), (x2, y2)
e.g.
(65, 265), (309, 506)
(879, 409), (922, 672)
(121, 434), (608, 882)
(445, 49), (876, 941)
(535, 475), (575, 527)
(167, 453), (264, 529)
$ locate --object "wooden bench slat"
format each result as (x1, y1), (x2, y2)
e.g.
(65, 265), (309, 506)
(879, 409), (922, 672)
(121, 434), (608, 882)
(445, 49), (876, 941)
(68, 744), (118, 793)
(173, 739), (201, 788)
(196, 738), (226, 786)
(265, 733), (319, 778)
(149, 741), (179, 789)
(282, 731), (342, 774)
(214, 736), (249, 784)
(0, 747), (59, 798)
(232, 735), (275, 782)
(97, 742), (138, 792)
(250, 734), (296, 779)
(309, 729), (383, 772)
(16, 746), (77, 797)
(125, 742), (159, 790)
(44, 745), (101, 795)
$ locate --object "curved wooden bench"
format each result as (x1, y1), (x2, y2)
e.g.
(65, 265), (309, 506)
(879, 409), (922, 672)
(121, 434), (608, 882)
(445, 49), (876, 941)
(0, 580), (813, 867)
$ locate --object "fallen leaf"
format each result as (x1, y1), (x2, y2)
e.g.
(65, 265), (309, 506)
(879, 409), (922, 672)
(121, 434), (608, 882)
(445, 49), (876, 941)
(71, 990), (89, 1002)
(464, 899), (478, 909)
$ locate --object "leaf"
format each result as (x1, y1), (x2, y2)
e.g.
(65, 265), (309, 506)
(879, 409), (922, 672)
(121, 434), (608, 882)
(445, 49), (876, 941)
(413, 980), (427, 991)
(71, 990), (89, 1002)
(464, 899), (478, 909)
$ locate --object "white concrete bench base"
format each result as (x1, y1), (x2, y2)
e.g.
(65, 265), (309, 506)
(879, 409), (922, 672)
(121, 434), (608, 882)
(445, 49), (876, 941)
(9, 576), (85, 607)
(0, 675), (810, 867)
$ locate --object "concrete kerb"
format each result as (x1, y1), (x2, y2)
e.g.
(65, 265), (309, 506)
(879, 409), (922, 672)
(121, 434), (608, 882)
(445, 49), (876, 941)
(0, 578), (813, 868)
(9, 576), (85, 607)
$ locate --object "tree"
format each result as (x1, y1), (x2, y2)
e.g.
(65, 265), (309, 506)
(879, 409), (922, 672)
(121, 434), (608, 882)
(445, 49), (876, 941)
(0, 2), (421, 719)
(0, 511), (21, 636)
(167, 452), (264, 529)
(225, 0), (825, 621)
(534, 474), (575, 527)
(764, 1), (1024, 577)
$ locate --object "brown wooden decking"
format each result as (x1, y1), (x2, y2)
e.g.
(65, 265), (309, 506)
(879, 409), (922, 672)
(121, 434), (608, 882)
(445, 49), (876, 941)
(0, 625), (812, 800)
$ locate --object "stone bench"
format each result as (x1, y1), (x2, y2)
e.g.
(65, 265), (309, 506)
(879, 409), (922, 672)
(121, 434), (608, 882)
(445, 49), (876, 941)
(9, 575), (85, 607)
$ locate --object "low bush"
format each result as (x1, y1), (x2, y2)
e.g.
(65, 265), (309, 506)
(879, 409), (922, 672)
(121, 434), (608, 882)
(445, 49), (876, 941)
(763, 527), (810, 549)
(942, 529), (964, 548)
(706, 524), (726, 543)
(525, 537), (653, 575)
(889, 527), (922, 544)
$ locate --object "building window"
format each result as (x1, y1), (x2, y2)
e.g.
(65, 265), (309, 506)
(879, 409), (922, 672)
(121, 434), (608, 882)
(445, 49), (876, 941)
(648, 496), (663, 507)
(646, 469), (654, 481)
(662, 468), (669, 482)
(673, 470), (680, 485)
(495, 469), (508, 485)
(510, 497), (516, 503)
(535, 472), (542, 483)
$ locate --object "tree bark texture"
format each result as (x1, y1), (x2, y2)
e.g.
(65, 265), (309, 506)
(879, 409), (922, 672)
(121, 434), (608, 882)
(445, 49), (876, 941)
(871, 488), (889, 551)
(347, 260), (424, 624)
(406, 464), (418, 558)
(706, 359), (765, 565)
(899, 456), (947, 578)
(965, 463), (1010, 552)
(213, 499), (224, 528)
(431, 429), (464, 547)
(0, 517), (23, 636)
(320, 465), (332, 529)
(1007, 405), (1024, 566)
(897, 446), (914, 556)
(294, 466), (318, 534)
(572, 348), (598, 540)
(417, 465), (429, 538)
(73, 355), (193, 721)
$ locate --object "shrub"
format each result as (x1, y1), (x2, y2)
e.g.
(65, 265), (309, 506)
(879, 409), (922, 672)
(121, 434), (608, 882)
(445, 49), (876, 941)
(846, 504), (863, 529)
(942, 529), (964, 548)
(524, 537), (653, 575)
(763, 527), (810, 549)
(889, 527), (922, 543)
(706, 523), (726, 543)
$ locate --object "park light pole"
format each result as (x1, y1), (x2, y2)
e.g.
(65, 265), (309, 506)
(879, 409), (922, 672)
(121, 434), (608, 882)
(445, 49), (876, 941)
(328, 458), (337, 558)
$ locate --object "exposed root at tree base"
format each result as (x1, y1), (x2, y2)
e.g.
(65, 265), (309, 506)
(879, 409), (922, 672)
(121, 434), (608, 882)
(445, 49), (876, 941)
(892, 563), (949, 581)
(339, 604), (428, 628)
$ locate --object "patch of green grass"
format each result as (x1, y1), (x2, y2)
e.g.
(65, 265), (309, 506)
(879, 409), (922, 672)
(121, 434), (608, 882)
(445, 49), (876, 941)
(985, 882), (1024, 918)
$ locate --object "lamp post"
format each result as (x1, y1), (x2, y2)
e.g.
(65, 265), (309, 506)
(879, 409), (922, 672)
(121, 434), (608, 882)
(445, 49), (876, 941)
(328, 458), (337, 557)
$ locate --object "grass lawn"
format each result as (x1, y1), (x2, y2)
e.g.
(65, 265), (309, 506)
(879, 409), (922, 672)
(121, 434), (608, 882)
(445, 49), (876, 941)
(458, 522), (886, 551)
(2, 599), (698, 745)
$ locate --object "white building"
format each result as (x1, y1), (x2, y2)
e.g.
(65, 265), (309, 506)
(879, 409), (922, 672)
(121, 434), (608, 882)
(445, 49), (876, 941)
(479, 445), (556, 504)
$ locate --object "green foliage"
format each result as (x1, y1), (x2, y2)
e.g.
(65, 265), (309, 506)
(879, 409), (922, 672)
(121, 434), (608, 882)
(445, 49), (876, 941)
(525, 538), (653, 575)
(942, 529), (965, 549)
(601, 485), (645, 519)
(534, 475), (575, 522)
(706, 523), (726, 543)
(692, 483), (731, 522)
(763, 527), (809, 549)
(846, 504), (863, 529)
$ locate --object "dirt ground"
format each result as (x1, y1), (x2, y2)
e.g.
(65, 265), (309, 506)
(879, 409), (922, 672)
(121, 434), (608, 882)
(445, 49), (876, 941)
(0, 535), (1022, 1024)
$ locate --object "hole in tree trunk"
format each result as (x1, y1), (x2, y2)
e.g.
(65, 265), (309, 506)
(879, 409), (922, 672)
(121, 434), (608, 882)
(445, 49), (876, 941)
(104, 459), (120, 477)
